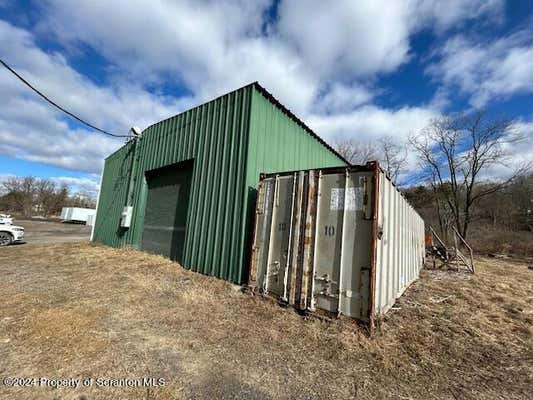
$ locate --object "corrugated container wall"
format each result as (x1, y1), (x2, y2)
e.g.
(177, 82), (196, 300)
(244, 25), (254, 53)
(248, 163), (425, 325)
(373, 169), (425, 315)
(92, 83), (346, 284)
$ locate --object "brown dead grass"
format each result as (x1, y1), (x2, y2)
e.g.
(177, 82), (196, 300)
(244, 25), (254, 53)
(467, 226), (533, 258)
(0, 242), (531, 400)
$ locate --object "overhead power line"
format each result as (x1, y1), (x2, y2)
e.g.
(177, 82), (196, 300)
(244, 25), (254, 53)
(0, 58), (130, 138)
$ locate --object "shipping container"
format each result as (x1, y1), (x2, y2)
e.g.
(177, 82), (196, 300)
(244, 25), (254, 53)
(248, 162), (425, 325)
(92, 83), (348, 284)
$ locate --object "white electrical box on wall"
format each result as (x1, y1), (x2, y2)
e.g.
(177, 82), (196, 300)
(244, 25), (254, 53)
(120, 206), (133, 228)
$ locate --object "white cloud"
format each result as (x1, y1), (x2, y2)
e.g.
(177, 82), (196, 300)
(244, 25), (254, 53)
(0, 19), (192, 131)
(50, 176), (100, 196)
(39, 0), (502, 115)
(37, 0), (322, 115)
(508, 121), (533, 169)
(0, 19), (194, 173)
(39, 1), (274, 100)
(277, 1), (413, 78)
(468, 121), (533, 182)
(413, 0), (504, 32)
(0, 0), (515, 180)
(427, 29), (533, 107)
(214, 38), (316, 115)
(306, 104), (439, 175)
(312, 83), (374, 114)
(484, 120), (533, 179)
(276, 0), (503, 80)
(307, 105), (438, 142)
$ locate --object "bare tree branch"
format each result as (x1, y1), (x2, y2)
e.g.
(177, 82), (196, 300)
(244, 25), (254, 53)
(378, 135), (407, 184)
(333, 137), (378, 164)
(333, 136), (408, 184)
(410, 110), (531, 239)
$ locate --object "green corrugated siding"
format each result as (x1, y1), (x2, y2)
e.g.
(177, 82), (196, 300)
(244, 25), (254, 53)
(238, 88), (347, 277)
(92, 142), (135, 247)
(93, 83), (346, 284)
(94, 87), (252, 283)
(245, 88), (345, 182)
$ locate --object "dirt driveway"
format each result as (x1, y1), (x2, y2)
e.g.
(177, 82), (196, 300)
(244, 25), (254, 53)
(0, 242), (531, 400)
(6, 219), (91, 245)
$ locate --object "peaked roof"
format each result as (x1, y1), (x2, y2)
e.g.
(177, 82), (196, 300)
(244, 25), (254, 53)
(249, 82), (349, 165)
(138, 81), (350, 165)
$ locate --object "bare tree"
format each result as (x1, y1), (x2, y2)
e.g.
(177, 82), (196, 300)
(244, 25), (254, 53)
(509, 173), (533, 231)
(2, 177), (38, 216)
(410, 110), (530, 239)
(37, 180), (69, 216)
(378, 135), (407, 184)
(1, 177), (70, 216)
(67, 190), (96, 209)
(36, 179), (54, 215)
(333, 136), (408, 184)
(333, 137), (378, 164)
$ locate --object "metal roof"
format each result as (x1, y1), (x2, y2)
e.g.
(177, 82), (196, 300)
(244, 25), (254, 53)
(250, 82), (350, 165)
(139, 81), (350, 165)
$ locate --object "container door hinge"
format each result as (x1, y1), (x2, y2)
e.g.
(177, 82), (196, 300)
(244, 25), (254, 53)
(314, 273), (339, 299)
(313, 273), (338, 285)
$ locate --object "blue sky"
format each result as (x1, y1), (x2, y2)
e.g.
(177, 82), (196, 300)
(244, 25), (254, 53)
(0, 0), (532, 195)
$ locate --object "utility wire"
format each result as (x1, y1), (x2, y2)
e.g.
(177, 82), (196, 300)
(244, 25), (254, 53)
(0, 58), (130, 138)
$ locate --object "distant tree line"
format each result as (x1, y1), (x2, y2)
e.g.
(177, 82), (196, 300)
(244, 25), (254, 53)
(404, 175), (533, 234)
(0, 177), (96, 217)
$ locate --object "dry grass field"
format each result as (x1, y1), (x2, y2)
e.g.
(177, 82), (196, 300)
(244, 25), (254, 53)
(0, 242), (531, 400)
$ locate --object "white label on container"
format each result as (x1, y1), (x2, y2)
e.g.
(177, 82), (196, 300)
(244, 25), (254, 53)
(330, 188), (344, 210)
(348, 187), (364, 211)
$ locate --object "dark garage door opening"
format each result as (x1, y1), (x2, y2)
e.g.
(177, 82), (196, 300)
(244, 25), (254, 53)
(141, 160), (194, 262)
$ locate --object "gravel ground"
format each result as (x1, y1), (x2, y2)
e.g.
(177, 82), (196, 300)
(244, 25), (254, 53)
(5, 219), (91, 245)
(0, 242), (531, 400)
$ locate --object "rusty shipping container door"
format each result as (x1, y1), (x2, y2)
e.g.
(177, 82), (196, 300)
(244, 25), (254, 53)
(311, 170), (374, 319)
(249, 163), (425, 325)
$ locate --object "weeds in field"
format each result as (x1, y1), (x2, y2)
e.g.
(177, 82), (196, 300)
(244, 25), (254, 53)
(0, 242), (531, 399)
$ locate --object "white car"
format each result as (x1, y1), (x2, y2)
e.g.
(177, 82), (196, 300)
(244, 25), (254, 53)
(0, 214), (14, 225)
(0, 225), (24, 246)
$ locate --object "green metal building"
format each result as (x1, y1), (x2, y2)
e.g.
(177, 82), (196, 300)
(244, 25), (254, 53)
(92, 82), (347, 284)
